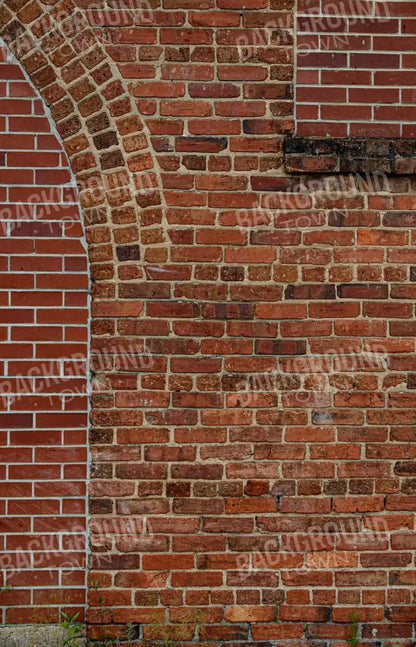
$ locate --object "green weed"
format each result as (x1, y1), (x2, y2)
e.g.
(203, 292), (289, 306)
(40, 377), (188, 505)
(348, 611), (360, 647)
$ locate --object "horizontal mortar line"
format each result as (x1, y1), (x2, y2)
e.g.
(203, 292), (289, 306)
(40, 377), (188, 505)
(0, 274), (88, 278)
(296, 13), (408, 18)
(297, 30), (413, 34)
(0, 292), (86, 296)
(296, 119), (416, 122)
(294, 82), (416, 86)
(3, 201), (81, 204)
(0, 148), (62, 151)
(2, 206), (79, 209)
(0, 185), (73, 188)
(297, 48), (390, 54)
(297, 100), (416, 105)
(1, 466), (87, 469)
(4, 502), (87, 505)
(299, 66), (413, 71)
(0, 219), (81, 225)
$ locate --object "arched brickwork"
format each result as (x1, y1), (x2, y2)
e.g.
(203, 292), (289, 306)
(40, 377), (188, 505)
(1, 0), (416, 644)
(0, 0), (166, 626)
(0, 0), (166, 277)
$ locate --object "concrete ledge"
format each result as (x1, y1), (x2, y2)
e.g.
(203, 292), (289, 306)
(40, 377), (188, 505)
(284, 137), (416, 174)
(0, 624), (86, 647)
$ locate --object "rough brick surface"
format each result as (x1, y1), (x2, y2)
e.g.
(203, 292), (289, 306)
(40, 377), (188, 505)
(0, 0), (415, 644)
(284, 137), (416, 174)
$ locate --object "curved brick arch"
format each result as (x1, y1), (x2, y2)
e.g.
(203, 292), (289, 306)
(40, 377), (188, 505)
(0, 0), (167, 280)
(1, 0), (416, 644)
(0, 0), (167, 630)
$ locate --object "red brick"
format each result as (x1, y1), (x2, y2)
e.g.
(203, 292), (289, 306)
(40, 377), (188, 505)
(1, 7), (416, 640)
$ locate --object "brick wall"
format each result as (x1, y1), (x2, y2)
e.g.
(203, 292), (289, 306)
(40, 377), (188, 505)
(1, 0), (416, 644)
(296, 0), (416, 137)
(0, 46), (89, 622)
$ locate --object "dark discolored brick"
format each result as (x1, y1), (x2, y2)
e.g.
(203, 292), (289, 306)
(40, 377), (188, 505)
(116, 245), (141, 261)
(93, 131), (119, 150)
(86, 112), (110, 134)
(100, 149), (124, 170)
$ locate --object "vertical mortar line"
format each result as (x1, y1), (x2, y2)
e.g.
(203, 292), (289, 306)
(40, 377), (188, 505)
(293, 0), (298, 135)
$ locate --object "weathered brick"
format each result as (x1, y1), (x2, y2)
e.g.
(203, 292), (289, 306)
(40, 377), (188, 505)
(1, 2), (416, 642)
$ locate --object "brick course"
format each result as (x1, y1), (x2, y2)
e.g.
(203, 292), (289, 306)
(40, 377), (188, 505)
(0, 0), (415, 644)
(0, 46), (89, 622)
(296, 0), (416, 137)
